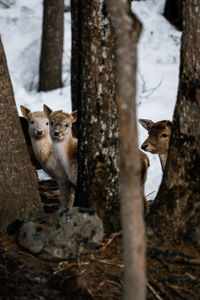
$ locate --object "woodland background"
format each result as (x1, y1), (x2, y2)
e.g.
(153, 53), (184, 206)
(0, 0), (200, 299)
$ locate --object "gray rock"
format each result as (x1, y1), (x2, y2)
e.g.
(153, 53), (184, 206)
(18, 207), (104, 261)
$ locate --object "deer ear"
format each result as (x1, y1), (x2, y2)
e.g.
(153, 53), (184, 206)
(20, 105), (31, 119)
(72, 121), (78, 139)
(139, 119), (154, 131)
(43, 104), (53, 117)
(71, 110), (77, 122)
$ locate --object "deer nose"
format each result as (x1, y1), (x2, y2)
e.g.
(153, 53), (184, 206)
(141, 144), (148, 151)
(54, 130), (60, 136)
(36, 130), (43, 136)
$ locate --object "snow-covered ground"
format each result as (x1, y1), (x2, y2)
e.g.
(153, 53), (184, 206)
(0, 0), (181, 200)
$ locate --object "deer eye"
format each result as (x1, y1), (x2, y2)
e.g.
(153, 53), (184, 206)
(50, 121), (54, 126)
(65, 123), (69, 128)
(30, 120), (34, 124)
(46, 122), (49, 126)
(161, 133), (168, 138)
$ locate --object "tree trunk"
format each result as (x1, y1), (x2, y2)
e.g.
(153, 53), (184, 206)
(106, 1), (146, 300)
(71, 0), (120, 234)
(71, 0), (80, 111)
(163, 0), (182, 31)
(0, 39), (43, 234)
(39, 0), (64, 92)
(149, 0), (200, 250)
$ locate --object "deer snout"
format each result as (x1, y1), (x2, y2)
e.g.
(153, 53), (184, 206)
(35, 129), (44, 136)
(54, 130), (60, 136)
(141, 143), (148, 151)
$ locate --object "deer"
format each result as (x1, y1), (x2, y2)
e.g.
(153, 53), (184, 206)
(20, 105), (75, 209)
(43, 105), (78, 187)
(44, 105), (150, 216)
(139, 119), (172, 171)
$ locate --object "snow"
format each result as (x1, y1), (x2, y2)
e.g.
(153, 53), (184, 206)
(0, 0), (181, 199)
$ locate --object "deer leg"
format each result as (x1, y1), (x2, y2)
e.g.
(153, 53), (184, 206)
(57, 179), (75, 209)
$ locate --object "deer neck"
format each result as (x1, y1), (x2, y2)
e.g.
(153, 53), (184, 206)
(53, 133), (77, 185)
(31, 135), (53, 167)
(159, 153), (168, 172)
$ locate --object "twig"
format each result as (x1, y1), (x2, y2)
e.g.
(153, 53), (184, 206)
(107, 280), (122, 289)
(147, 283), (164, 300)
(53, 261), (90, 274)
(146, 191), (156, 198)
(141, 79), (163, 99)
(91, 257), (124, 268)
(185, 272), (196, 280)
(100, 230), (122, 251)
(0, 0), (10, 8)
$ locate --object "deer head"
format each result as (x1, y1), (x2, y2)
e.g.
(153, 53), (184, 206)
(20, 105), (49, 139)
(139, 119), (172, 171)
(139, 119), (172, 155)
(43, 105), (77, 142)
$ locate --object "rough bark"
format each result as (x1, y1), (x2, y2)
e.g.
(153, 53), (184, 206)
(106, 1), (146, 300)
(39, 0), (64, 91)
(164, 0), (182, 31)
(149, 0), (200, 250)
(0, 39), (43, 234)
(71, 0), (120, 234)
(71, 0), (80, 111)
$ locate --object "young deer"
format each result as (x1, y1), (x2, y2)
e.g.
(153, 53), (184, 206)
(44, 105), (150, 216)
(43, 105), (78, 186)
(20, 105), (75, 209)
(139, 119), (172, 171)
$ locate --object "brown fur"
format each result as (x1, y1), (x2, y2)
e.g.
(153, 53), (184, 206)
(21, 105), (75, 209)
(44, 105), (78, 186)
(139, 119), (172, 171)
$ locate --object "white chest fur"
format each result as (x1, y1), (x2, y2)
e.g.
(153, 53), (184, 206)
(53, 139), (72, 181)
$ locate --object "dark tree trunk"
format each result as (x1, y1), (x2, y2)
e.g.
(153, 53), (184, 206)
(39, 0), (64, 92)
(71, 0), (120, 234)
(149, 0), (200, 250)
(106, 1), (145, 299)
(71, 0), (80, 111)
(163, 0), (182, 31)
(0, 39), (43, 234)
(19, 117), (42, 170)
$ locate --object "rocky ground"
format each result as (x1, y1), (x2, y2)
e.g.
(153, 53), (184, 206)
(0, 180), (200, 299)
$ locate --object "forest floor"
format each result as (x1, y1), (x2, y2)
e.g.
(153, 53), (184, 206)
(0, 180), (200, 300)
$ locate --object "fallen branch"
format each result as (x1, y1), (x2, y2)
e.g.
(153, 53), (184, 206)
(147, 283), (164, 300)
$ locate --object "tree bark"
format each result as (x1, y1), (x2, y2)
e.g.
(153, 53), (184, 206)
(71, 0), (120, 234)
(106, 1), (146, 300)
(149, 0), (200, 250)
(39, 0), (64, 92)
(71, 0), (80, 111)
(0, 39), (43, 234)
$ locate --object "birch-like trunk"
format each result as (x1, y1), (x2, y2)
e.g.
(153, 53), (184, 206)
(106, 1), (146, 299)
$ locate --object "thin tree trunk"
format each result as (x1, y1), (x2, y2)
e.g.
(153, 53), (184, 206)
(39, 0), (64, 91)
(0, 39), (43, 234)
(149, 0), (200, 249)
(106, 1), (146, 299)
(71, 0), (120, 234)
